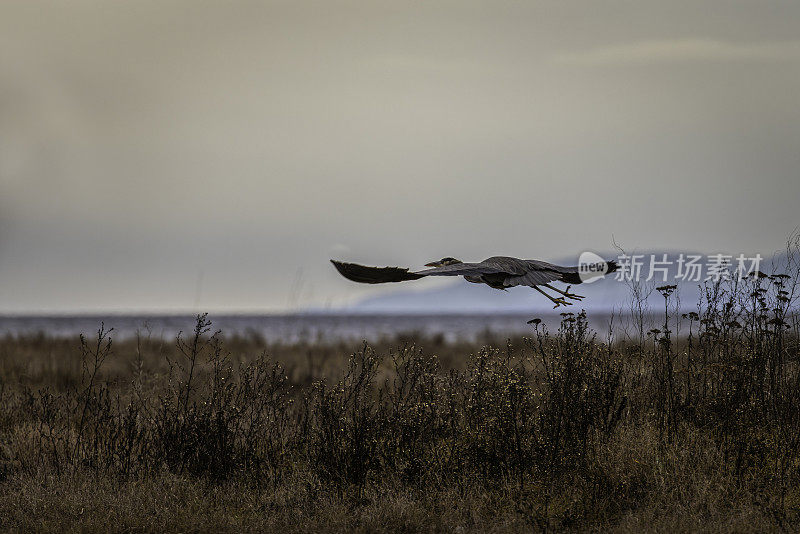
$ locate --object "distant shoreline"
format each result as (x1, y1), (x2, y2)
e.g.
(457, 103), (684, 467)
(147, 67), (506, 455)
(0, 311), (664, 343)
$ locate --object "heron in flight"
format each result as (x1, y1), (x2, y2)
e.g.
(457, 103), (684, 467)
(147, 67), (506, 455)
(331, 256), (618, 308)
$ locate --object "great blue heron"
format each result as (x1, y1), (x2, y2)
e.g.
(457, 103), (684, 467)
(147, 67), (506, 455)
(331, 256), (618, 308)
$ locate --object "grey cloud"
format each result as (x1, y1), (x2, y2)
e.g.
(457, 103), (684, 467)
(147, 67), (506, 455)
(0, 1), (798, 312)
(551, 39), (800, 65)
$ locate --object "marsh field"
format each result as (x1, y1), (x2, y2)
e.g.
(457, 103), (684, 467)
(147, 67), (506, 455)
(1, 268), (799, 533)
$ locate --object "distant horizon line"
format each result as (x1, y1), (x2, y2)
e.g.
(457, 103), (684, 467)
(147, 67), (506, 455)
(0, 308), (627, 317)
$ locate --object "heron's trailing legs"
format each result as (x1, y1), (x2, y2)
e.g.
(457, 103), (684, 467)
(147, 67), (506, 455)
(533, 286), (572, 308)
(543, 283), (584, 301)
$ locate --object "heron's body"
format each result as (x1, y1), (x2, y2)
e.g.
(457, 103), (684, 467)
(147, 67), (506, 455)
(331, 255), (617, 308)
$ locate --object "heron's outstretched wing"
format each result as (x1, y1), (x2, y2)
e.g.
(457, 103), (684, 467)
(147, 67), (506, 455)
(331, 260), (424, 284)
(331, 257), (581, 288)
(414, 262), (520, 277)
(501, 269), (563, 288)
(496, 259), (579, 288)
(418, 259), (568, 288)
(330, 259), (521, 284)
(524, 259), (579, 276)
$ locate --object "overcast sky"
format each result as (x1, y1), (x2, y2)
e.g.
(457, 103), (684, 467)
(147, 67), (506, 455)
(1, 1), (799, 313)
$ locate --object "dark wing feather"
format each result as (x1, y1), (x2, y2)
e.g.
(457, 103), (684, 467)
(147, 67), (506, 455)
(501, 269), (562, 288)
(431, 257), (564, 288)
(524, 259), (575, 273)
(500, 259), (576, 288)
(522, 259), (582, 284)
(330, 260), (424, 284)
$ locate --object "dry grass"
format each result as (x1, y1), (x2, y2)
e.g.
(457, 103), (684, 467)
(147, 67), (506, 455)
(1, 258), (800, 532)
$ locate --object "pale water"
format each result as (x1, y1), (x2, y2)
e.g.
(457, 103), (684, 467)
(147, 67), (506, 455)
(0, 312), (620, 344)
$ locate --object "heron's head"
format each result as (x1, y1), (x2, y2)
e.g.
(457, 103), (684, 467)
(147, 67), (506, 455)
(425, 257), (462, 268)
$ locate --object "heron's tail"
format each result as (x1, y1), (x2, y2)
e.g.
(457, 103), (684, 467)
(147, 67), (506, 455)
(330, 260), (425, 284)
